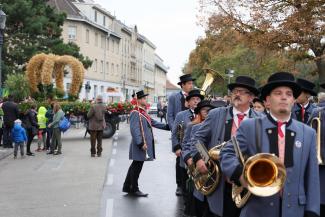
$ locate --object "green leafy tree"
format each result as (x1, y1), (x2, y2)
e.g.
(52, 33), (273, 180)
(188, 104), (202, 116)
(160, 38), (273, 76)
(4, 73), (30, 102)
(1, 0), (92, 81)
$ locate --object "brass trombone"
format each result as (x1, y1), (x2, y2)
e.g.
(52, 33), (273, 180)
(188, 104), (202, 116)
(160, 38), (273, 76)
(231, 136), (286, 208)
(310, 112), (325, 165)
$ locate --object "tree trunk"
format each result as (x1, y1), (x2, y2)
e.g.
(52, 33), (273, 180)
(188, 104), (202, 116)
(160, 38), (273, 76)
(315, 57), (325, 90)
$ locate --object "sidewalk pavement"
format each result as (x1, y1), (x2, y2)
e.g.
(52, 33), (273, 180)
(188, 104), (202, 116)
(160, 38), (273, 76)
(0, 147), (13, 160)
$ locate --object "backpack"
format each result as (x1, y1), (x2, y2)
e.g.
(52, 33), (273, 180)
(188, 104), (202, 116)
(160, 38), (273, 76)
(59, 117), (71, 133)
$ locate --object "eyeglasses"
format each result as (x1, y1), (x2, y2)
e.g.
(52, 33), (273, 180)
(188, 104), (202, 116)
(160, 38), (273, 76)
(231, 89), (251, 95)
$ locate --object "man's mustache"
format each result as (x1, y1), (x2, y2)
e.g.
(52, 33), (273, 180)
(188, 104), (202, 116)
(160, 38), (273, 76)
(233, 96), (241, 101)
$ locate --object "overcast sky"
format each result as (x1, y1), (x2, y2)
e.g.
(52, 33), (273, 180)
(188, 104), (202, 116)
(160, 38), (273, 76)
(94, 0), (204, 85)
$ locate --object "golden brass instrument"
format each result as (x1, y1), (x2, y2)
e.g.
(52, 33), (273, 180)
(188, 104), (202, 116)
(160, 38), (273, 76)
(310, 112), (325, 165)
(200, 68), (225, 97)
(231, 136), (286, 208)
(190, 142), (226, 196)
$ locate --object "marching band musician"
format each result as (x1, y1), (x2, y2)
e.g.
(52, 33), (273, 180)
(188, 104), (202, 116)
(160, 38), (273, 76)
(168, 74), (195, 196)
(182, 100), (222, 217)
(122, 90), (169, 197)
(191, 76), (260, 217)
(172, 89), (203, 217)
(221, 72), (320, 217)
(308, 88), (325, 217)
(292, 78), (317, 124)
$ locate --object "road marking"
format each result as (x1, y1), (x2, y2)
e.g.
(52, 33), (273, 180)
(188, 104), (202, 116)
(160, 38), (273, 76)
(106, 174), (114, 185)
(109, 159), (115, 167)
(105, 199), (114, 217)
(112, 149), (117, 155)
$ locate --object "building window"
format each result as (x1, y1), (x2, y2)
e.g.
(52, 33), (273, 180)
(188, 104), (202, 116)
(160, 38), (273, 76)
(94, 85), (98, 98)
(95, 33), (98, 46)
(106, 62), (109, 74)
(94, 59), (98, 72)
(103, 16), (106, 26)
(116, 64), (119, 74)
(101, 60), (104, 73)
(111, 63), (114, 75)
(94, 11), (97, 22)
(86, 29), (89, 43)
(101, 85), (104, 93)
(112, 40), (115, 53)
(68, 26), (76, 40)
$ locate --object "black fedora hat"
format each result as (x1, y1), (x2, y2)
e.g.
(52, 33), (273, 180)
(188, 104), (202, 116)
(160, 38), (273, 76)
(136, 90), (149, 99)
(261, 72), (301, 100)
(194, 100), (216, 114)
(296, 78), (316, 96)
(177, 74), (196, 85)
(227, 76), (259, 96)
(186, 89), (204, 101)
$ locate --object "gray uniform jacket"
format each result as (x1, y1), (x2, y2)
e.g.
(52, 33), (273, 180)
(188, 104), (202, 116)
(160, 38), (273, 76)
(129, 110), (169, 161)
(292, 102), (317, 124)
(167, 91), (185, 130)
(308, 102), (325, 205)
(220, 115), (320, 217)
(172, 109), (194, 168)
(190, 106), (260, 216)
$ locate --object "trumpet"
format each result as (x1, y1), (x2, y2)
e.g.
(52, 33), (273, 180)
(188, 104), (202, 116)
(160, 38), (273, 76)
(310, 112), (325, 165)
(231, 136), (286, 208)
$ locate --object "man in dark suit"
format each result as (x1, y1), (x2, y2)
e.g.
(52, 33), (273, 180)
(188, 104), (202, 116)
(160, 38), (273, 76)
(221, 72), (320, 217)
(167, 74), (195, 196)
(292, 78), (317, 124)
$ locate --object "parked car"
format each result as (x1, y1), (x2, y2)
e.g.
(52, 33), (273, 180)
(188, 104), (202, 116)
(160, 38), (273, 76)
(149, 103), (158, 114)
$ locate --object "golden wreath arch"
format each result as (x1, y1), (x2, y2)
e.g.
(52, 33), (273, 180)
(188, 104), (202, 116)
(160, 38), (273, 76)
(26, 53), (85, 97)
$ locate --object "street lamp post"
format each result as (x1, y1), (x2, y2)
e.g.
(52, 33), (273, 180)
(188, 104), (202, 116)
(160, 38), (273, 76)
(0, 5), (6, 90)
(225, 69), (234, 95)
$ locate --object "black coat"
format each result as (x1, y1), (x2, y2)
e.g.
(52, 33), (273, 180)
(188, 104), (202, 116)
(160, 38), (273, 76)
(2, 101), (19, 127)
(23, 109), (39, 130)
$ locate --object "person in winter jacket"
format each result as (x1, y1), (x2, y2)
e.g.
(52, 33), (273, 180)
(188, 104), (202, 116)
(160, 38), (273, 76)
(22, 104), (39, 156)
(11, 119), (27, 158)
(36, 106), (47, 151)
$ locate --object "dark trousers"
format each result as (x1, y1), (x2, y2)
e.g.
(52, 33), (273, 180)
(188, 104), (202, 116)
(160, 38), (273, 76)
(180, 167), (197, 216)
(14, 142), (24, 156)
(3, 124), (13, 148)
(223, 182), (241, 217)
(321, 204), (325, 217)
(195, 197), (220, 217)
(123, 160), (144, 192)
(0, 127), (3, 145)
(26, 129), (35, 153)
(46, 128), (53, 150)
(90, 130), (103, 155)
(176, 156), (182, 187)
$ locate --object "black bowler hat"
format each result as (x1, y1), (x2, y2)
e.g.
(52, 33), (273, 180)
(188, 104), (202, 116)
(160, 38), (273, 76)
(194, 100), (216, 114)
(227, 76), (259, 96)
(186, 89), (204, 101)
(260, 72), (301, 100)
(177, 74), (196, 85)
(136, 90), (149, 99)
(296, 78), (316, 96)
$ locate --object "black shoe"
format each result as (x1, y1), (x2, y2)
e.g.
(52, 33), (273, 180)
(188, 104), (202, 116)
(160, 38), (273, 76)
(175, 186), (183, 196)
(26, 152), (34, 156)
(131, 190), (148, 197)
(122, 186), (130, 193)
(54, 152), (62, 155)
(97, 153), (101, 157)
(47, 151), (54, 155)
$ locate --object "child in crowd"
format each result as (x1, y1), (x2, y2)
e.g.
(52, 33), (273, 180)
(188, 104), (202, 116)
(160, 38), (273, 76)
(11, 119), (27, 159)
(37, 106), (47, 151)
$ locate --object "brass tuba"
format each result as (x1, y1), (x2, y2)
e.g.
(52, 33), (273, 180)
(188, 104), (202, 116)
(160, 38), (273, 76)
(189, 142), (226, 196)
(200, 67), (225, 97)
(231, 136), (286, 208)
(310, 112), (325, 165)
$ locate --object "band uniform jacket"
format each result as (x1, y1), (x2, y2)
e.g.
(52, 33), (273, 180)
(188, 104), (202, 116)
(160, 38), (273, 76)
(308, 102), (325, 205)
(292, 103), (317, 124)
(129, 109), (169, 161)
(190, 106), (260, 216)
(172, 109), (195, 168)
(167, 91), (186, 130)
(220, 115), (320, 217)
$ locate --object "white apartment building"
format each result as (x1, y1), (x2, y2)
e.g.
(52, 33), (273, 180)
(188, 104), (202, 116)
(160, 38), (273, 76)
(48, 0), (168, 102)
